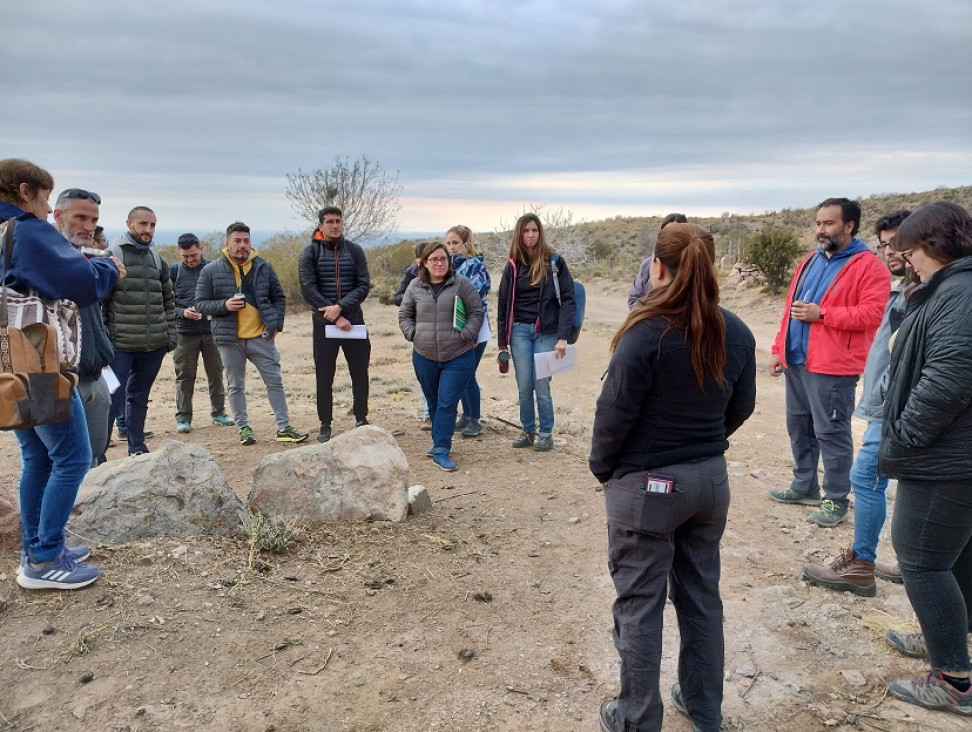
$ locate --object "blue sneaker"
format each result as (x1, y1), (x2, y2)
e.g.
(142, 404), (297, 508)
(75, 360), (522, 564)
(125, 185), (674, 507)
(17, 549), (101, 590)
(17, 544), (91, 576)
(211, 413), (235, 426)
(176, 421), (192, 434)
(432, 453), (457, 472)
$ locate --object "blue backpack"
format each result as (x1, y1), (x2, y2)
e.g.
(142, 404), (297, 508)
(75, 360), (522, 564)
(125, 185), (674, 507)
(550, 254), (586, 345)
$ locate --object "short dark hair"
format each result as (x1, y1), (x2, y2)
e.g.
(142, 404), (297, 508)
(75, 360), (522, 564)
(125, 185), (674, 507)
(127, 206), (154, 220)
(817, 197), (861, 236)
(874, 209), (911, 237)
(318, 206), (343, 222)
(94, 225), (104, 236)
(417, 241), (454, 284)
(226, 222), (250, 237)
(660, 212), (688, 229)
(177, 233), (201, 249)
(894, 201), (972, 264)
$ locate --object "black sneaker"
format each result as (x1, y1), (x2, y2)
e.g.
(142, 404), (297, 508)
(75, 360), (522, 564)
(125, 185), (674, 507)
(317, 424), (332, 443)
(355, 419), (369, 428)
(276, 426), (309, 443)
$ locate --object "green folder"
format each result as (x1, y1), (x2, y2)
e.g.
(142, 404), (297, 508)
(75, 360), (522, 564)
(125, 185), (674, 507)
(453, 296), (466, 331)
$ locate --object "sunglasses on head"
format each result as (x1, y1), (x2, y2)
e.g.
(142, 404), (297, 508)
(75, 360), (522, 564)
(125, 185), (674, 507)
(58, 188), (102, 205)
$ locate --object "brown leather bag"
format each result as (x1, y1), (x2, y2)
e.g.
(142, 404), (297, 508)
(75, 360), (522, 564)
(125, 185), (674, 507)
(0, 219), (78, 430)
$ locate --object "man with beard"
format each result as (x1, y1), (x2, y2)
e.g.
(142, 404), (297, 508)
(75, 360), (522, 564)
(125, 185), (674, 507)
(767, 198), (889, 526)
(195, 222), (307, 446)
(104, 206), (176, 456)
(52, 189), (126, 466)
(803, 210), (915, 595)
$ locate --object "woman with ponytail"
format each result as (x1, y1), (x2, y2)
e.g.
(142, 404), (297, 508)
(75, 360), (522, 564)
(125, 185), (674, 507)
(590, 223), (756, 732)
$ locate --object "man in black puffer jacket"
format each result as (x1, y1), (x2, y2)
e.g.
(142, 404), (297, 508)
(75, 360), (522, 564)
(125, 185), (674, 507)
(298, 206), (372, 443)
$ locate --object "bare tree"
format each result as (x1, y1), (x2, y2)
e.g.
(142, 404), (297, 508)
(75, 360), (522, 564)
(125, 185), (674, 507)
(285, 155), (403, 244)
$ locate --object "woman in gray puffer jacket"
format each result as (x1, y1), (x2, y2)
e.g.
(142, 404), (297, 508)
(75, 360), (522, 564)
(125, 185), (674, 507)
(399, 242), (483, 472)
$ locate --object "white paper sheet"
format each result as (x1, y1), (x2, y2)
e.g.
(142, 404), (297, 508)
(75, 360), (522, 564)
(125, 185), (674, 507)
(324, 324), (369, 340)
(102, 366), (121, 394)
(533, 344), (577, 380)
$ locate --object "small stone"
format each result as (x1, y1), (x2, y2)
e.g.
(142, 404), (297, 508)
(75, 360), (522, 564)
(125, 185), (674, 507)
(458, 649), (475, 661)
(567, 517), (581, 524)
(287, 607), (303, 615)
(42, 624), (55, 635)
(283, 575), (299, 582)
(137, 595), (156, 606)
(840, 669), (867, 687)
(79, 672), (94, 684)
(72, 706), (85, 719)
(171, 545), (188, 559)
(256, 609), (266, 621)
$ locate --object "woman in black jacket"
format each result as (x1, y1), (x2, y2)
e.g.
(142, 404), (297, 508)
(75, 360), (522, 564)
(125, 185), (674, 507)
(496, 213), (575, 452)
(879, 202), (972, 716)
(591, 223), (756, 732)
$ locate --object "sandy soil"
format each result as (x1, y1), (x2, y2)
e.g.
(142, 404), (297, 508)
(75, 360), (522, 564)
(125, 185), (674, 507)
(0, 277), (964, 731)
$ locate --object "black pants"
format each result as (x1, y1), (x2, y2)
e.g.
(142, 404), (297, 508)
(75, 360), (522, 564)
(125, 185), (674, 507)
(312, 321), (370, 426)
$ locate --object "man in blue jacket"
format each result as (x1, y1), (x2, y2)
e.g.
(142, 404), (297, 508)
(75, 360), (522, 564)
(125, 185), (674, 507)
(170, 233), (233, 433)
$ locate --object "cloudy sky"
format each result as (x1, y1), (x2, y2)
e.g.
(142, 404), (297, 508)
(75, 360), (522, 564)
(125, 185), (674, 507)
(5, 0), (970, 241)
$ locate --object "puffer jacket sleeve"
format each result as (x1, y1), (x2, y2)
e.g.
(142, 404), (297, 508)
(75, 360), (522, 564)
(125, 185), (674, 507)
(161, 257), (177, 350)
(194, 261), (228, 317)
(456, 276), (484, 343)
(398, 279), (417, 341)
(553, 255), (576, 341)
(496, 261), (514, 348)
(298, 242), (327, 310)
(266, 264), (286, 333)
(338, 243), (371, 312)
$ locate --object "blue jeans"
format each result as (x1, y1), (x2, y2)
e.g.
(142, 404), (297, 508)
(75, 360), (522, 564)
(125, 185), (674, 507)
(605, 455), (729, 731)
(459, 341), (488, 420)
(412, 349), (476, 455)
(16, 390), (92, 563)
(892, 478), (972, 674)
(109, 347), (168, 454)
(849, 420), (890, 563)
(509, 323), (557, 436)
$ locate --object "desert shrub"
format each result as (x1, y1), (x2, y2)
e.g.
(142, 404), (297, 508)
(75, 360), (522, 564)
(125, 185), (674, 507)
(260, 230), (312, 311)
(744, 228), (803, 295)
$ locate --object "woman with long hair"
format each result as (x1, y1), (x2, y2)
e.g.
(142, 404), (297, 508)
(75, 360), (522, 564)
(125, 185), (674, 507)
(445, 225), (490, 437)
(496, 213), (575, 452)
(0, 158), (122, 590)
(880, 202), (972, 716)
(590, 223), (756, 731)
(399, 242), (483, 472)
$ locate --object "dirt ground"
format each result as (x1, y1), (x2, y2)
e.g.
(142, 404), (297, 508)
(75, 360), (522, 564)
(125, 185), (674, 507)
(0, 277), (964, 732)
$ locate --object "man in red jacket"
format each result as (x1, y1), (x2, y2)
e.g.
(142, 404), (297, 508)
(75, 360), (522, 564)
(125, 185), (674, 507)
(768, 198), (889, 526)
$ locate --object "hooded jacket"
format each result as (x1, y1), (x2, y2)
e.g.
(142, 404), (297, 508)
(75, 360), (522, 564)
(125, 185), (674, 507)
(194, 249), (286, 346)
(298, 233), (371, 325)
(879, 257), (972, 481)
(103, 234), (176, 352)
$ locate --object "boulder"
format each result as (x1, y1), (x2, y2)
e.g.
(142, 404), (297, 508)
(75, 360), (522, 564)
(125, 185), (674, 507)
(249, 425), (409, 522)
(71, 441), (246, 543)
(0, 484), (20, 550)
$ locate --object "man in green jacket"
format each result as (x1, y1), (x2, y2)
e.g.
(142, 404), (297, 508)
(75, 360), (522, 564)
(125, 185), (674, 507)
(105, 206), (176, 456)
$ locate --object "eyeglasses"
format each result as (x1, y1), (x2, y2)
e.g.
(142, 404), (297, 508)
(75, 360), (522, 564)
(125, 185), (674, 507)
(426, 256), (449, 264)
(899, 249), (913, 262)
(876, 241), (892, 250)
(57, 188), (102, 205)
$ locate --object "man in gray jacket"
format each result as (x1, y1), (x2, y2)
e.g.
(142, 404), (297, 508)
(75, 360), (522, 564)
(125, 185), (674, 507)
(195, 222), (307, 445)
(104, 206), (175, 456)
(803, 209), (912, 596)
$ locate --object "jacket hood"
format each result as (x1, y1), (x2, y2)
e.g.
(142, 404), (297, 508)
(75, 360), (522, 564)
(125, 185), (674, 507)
(117, 232), (154, 251)
(313, 230), (345, 250)
(222, 247), (258, 266)
(0, 202), (28, 221)
(819, 237), (870, 260)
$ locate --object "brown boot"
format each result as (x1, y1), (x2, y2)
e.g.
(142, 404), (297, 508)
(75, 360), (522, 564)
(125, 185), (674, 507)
(802, 547), (876, 597)
(875, 558), (904, 584)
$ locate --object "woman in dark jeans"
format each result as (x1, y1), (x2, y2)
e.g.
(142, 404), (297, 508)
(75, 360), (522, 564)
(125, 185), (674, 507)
(880, 202), (972, 716)
(590, 223), (756, 731)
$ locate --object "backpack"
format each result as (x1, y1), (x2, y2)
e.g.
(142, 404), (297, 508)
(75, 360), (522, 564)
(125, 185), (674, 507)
(550, 253), (586, 345)
(0, 219), (78, 430)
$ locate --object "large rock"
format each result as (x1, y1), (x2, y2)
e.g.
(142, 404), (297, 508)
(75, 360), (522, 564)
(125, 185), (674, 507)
(71, 441), (246, 543)
(249, 425), (409, 522)
(0, 484), (20, 550)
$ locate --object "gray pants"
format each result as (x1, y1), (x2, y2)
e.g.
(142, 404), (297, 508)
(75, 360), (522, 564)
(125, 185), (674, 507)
(78, 375), (111, 467)
(218, 336), (290, 431)
(784, 363), (857, 504)
(173, 332), (226, 422)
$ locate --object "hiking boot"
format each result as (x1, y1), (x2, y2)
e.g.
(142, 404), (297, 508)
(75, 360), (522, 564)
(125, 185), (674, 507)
(176, 421), (192, 434)
(598, 699), (618, 732)
(212, 413), (235, 426)
(239, 426), (256, 445)
(889, 672), (972, 716)
(18, 545), (90, 577)
(886, 629), (928, 658)
(16, 549), (101, 590)
(461, 419), (484, 437)
(802, 547), (876, 596)
(317, 424), (332, 443)
(671, 684), (704, 731)
(456, 415), (471, 431)
(143, 431), (155, 439)
(276, 426), (309, 443)
(875, 558), (903, 583)
(535, 434), (554, 452)
(420, 417), (432, 431)
(512, 431), (535, 448)
(807, 499), (849, 527)
(768, 488), (820, 506)
(432, 453), (457, 472)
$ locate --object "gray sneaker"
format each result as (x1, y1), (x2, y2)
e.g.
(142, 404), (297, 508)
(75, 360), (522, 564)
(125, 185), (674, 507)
(886, 629), (928, 658)
(534, 434), (554, 452)
(767, 488), (821, 506)
(889, 672), (972, 716)
(460, 419), (484, 437)
(512, 431), (535, 448)
(456, 415), (471, 431)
